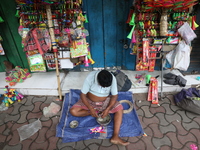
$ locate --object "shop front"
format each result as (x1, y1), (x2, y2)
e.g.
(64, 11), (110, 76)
(0, 0), (200, 74)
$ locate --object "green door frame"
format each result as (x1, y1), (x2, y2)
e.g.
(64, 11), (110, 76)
(0, 0), (29, 72)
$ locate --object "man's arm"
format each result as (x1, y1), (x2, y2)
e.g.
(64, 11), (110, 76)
(106, 94), (118, 110)
(101, 73), (118, 118)
(101, 94), (118, 118)
(80, 93), (98, 117)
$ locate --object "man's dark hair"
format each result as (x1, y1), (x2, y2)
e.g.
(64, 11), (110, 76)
(97, 70), (113, 87)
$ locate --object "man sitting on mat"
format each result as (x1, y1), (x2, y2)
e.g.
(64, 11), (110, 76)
(70, 70), (130, 146)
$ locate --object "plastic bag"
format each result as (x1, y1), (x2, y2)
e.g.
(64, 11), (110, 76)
(174, 88), (200, 115)
(57, 35), (69, 47)
(0, 102), (8, 111)
(166, 49), (175, 66)
(41, 28), (51, 50)
(178, 22), (197, 44)
(173, 40), (190, 71)
(43, 102), (61, 117)
(17, 119), (42, 141)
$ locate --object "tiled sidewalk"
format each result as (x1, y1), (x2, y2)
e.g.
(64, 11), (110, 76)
(0, 93), (199, 150)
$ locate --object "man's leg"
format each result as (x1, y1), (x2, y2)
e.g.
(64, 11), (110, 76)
(70, 107), (90, 117)
(110, 109), (130, 146)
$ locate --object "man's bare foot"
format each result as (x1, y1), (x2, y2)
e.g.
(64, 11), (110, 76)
(110, 137), (130, 146)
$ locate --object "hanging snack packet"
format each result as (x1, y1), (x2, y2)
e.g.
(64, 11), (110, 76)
(27, 54), (46, 72)
(70, 38), (88, 58)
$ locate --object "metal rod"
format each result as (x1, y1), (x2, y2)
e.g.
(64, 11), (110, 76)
(160, 39), (164, 100)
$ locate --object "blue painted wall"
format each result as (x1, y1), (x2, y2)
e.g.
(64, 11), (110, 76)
(83, 0), (136, 70)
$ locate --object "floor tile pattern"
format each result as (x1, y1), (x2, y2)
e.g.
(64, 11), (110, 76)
(0, 93), (199, 150)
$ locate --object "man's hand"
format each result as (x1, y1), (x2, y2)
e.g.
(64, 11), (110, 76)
(81, 93), (98, 117)
(100, 95), (118, 118)
(89, 107), (98, 118)
(101, 108), (109, 118)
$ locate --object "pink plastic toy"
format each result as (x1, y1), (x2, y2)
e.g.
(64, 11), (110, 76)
(89, 126), (106, 134)
(84, 55), (89, 67)
(190, 144), (198, 150)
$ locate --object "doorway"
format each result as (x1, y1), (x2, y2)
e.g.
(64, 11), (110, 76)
(83, 0), (136, 70)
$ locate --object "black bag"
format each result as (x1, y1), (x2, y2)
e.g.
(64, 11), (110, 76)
(111, 70), (132, 92)
(174, 88), (200, 115)
(163, 73), (187, 87)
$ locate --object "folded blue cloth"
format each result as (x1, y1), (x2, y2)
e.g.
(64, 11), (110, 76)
(56, 89), (144, 143)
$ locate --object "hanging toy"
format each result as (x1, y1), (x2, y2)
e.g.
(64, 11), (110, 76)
(0, 16), (4, 23)
(191, 16), (199, 30)
(127, 13), (136, 39)
(87, 51), (95, 64)
(127, 25), (135, 39)
(131, 31), (136, 43)
(126, 9), (134, 24)
(84, 55), (89, 67)
(84, 14), (88, 23)
(15, 5), (20, 17)
(82, 11), (89, 23)
(129, 13), (135, 26)
(87, 47), (95, 64)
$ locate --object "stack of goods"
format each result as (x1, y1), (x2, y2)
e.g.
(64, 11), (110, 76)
(15, 0), (94, 71)
(5, 66), (31, 86)
(1, 86), (24, 107)
(127, 0), (199, 71)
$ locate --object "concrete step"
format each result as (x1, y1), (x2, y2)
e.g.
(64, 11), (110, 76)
(0, 70), (200, 96)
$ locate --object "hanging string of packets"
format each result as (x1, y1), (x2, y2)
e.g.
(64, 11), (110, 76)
(0, 14), (5, 55)
(135, 0), (198, 12)
(0, 36), (5, 55)
(15, 0), (86, 29)
(127, 4), (198, 40)
(15, 0), (95, 69)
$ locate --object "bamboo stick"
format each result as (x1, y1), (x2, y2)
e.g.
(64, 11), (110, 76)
(46, 5), (62, 100)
